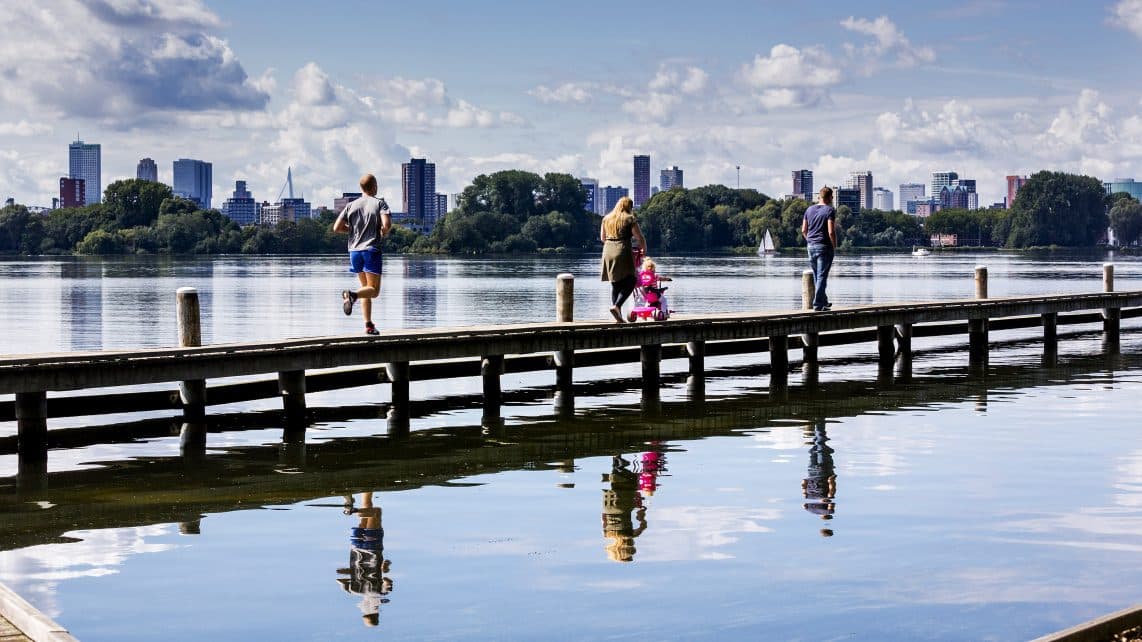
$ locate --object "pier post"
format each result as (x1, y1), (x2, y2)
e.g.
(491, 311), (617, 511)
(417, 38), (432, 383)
(895, 323), (913, 380)
(1103, 263), (1120, 349)
(179, 421), (207, 458)
(641, 344), (662, 403)
(278, 370), (307, 431)
(686, 341), (705, 378)
(481, 355), (504, 416)
(969, 266), (989, 368)
(15, 391), (48, 471)
(877, 325), (895, 368)
(555, 273), (575, 391)
(1042, 311), (1058, 356)
(769, 334), (789, 392)
(177, 287), (207, 419)
(801, 270), (819, 363)
(386, 361), (411, 436)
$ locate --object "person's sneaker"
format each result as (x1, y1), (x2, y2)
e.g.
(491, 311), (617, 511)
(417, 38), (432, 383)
(365, 322), (379, 336)
(341, 289), (358, 316)
(821, 303), (832, 311)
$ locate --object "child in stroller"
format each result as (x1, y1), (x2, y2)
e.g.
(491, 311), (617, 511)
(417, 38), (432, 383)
(628, 255), (673, 322)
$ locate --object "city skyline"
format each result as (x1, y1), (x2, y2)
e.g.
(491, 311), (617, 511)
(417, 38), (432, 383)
(5, 2), (1142, 207)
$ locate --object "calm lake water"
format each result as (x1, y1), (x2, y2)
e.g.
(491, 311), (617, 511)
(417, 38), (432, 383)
(1, 251), (1141, 641)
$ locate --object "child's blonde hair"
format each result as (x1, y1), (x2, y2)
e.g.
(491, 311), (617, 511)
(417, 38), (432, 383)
(641, 257), (656, 271)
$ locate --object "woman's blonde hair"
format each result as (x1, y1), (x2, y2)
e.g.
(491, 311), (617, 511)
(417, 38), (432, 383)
(602, 196), (635, 238)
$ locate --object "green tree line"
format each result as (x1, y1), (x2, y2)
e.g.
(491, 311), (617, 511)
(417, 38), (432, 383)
(2, 170), (1137, 256)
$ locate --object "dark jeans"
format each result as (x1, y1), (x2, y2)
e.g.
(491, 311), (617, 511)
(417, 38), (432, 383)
(611, 275), (636, 308)
(807, 243), (834, 309)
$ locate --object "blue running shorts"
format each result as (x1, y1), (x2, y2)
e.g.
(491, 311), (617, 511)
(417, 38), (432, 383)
(348, 249), (383, 275)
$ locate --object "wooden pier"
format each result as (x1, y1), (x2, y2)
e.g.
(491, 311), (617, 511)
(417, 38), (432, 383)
(1, 265), (1140, 473)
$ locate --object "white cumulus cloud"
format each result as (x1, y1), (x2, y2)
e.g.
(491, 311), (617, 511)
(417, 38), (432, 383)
(841, 15), (935, 68)
(1111, 0), (1142, 38)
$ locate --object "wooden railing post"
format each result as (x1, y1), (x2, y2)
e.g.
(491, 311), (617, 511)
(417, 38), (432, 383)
(1103, 263), (1120, 347)
(555, 274), (575, 391)
(177, 287), (206, 419)
(969, 266), (989, 367)
(278, 369), (307, 430)
(15, 391), (48, 470)
(482, 354), (504, 416)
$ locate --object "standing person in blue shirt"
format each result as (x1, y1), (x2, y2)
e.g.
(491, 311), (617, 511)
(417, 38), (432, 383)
(801, 186), (838, 311)
(334, 174), (391, 335)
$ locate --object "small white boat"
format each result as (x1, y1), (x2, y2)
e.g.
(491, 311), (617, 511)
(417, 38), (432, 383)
(912, 246), (931, 257)
(757, 229), (776, 256)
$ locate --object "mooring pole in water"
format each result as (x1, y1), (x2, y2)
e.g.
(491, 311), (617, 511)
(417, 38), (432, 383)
(554, 273), (575, 391)
(1103, 263), (1120, 348)
(15, 391), (48, 472)
(177, 287), (206, 419)
(481, 354), (504, 417)
(278, 369), (307, 431)
(968, 266), (989, 367)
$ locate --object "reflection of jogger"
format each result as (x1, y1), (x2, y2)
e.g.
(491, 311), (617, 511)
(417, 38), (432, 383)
(337, 492), (393, 627)
(801, 419), (837, 537)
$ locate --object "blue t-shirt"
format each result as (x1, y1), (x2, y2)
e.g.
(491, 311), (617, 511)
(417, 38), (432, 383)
(803, 204), (836, 246)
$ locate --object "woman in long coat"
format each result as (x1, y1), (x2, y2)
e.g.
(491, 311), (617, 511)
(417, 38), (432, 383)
(599, 196), (647, 323)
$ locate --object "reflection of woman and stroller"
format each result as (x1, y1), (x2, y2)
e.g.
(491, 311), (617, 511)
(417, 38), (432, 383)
(337, 492), (393, 627)
(601, 448), (667, 562)
(801, 418), (837, 537)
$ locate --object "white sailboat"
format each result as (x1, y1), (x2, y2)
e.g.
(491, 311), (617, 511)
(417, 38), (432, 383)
(757, 229), (776, 256)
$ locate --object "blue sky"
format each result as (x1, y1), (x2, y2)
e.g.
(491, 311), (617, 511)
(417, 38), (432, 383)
(4, 0), (1142, 207)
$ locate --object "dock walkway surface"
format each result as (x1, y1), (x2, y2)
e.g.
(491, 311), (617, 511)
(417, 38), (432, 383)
(0, 582), (75, 641)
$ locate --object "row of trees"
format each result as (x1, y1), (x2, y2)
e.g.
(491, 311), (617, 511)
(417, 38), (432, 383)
(1, 170), (1136, 256)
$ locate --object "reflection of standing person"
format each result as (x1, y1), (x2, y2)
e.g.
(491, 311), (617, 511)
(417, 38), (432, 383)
(801, 187), (837, 311)
(334, 174), (392, 335)
(801, 419), (837, 536)
(337, 492), (393, 627)
(601, 455), (648, 562)
(599, 196), (647, 323)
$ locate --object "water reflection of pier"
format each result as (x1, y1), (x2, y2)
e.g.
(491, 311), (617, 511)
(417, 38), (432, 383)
(0, 347), (1135, 552)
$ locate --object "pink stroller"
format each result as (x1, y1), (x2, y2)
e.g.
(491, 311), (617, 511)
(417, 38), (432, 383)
(628, 254), (673, 322)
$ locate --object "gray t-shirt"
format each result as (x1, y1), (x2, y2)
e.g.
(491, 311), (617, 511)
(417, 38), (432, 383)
(337, 196), (390, 252)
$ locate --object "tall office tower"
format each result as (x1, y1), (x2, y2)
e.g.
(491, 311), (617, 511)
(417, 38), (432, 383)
(172, 158), (213, 208)
(931, 171), (958, 203)
(136, 158), (158, 182)
(846, 170), (873, 210)
(967, 192), (979, 210)
(792, 169), (814, 201)
(1006, 175), (1029, 208)
(633, 155), (650, 208)
(872, 187), (894, 211)
(579, 177), (599, 214)
(939, 185), (969, 209)
(69, 139), (101, 204)
(954, 178), (976, 194)
(220, 180), (258, 225)
(836, 187), (862, 213)
(59, 177), (85, 208)
(435, 193), (449, 220)
(402, 158), (437, 228)
(898, 183), (925, 214)
(660, 166), (683, 191)
(334, 192), (362, 213)
(600, 185), (629, 214)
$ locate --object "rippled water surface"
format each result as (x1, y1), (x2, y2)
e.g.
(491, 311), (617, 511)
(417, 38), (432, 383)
(1, 251), (1141, 641)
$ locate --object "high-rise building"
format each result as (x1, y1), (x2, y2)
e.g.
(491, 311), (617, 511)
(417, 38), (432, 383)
(939, 185), (969, 210)
(872, 187), (894, 211)
(660, 166), (683, 191)
(220, 180), (258, 226)
(448, 193), (463, 213)
(846, 171), (873, 210)
(792, 169), (814, 201)
(402, 158), (437, 230)
(173, 158), (213, 209)
(334, 192), (362, 213)
(69, 139), (101, 204)
(435, 193), (449, 218)
(1007, 175), (1029, 208)
(898, 183), (925, 213)
(599, 186), (629, 214)
(136, 158), (158, 182)
(836, 187), (862, 213)
(931, 171), (958, 203)
(633, 155), (650, 208)
(59, 177), (85, 208)
(579, 177), (599, 215)
(280, 197), (311, 221)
